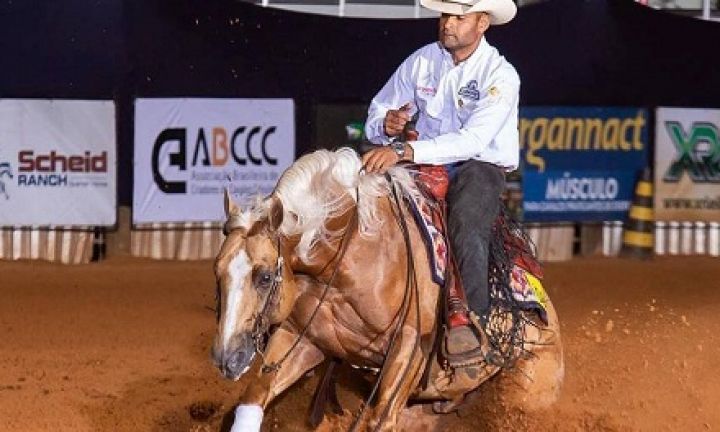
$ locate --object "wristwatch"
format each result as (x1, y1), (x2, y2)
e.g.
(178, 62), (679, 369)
(391, 141), (406, 159)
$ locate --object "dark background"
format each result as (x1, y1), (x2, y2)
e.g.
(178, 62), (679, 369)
(1, 0), (718, 206)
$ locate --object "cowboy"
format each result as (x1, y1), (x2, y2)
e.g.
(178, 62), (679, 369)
(362, 0), (519, 363)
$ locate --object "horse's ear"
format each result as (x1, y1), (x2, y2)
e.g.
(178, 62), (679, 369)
(267, 196), (283, 232)
(224, 188), (241, 218)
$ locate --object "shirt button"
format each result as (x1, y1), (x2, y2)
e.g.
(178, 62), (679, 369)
(458, 99), (464, 107)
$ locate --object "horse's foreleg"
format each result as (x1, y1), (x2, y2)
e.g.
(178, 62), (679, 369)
(231, 324), (325, 432)
(363, 325), (426, 432)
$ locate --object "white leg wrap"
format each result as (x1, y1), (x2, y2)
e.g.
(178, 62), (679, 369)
(230, 404), (263, 432)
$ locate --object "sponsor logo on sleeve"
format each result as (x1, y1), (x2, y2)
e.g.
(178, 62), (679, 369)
(458, 80), (480, 101)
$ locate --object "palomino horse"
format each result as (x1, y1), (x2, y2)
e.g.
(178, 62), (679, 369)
(212, 148), (563, 431)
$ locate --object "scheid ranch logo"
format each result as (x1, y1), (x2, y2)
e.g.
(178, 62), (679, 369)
(15, 150), (109, 188)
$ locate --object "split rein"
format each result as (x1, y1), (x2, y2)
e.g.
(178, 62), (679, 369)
(348, 177), (423, 432)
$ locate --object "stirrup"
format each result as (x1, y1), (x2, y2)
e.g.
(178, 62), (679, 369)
(442, 324), (486, 368)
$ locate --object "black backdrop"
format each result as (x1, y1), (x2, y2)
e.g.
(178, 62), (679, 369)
(1, 0), (718, 205)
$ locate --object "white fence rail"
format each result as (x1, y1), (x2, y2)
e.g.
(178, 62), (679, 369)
(602, 220), (720, 257)
(0, 226), (95, 264)
(130, 223), (224, 260)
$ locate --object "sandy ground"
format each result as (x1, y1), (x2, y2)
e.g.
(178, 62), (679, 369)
(0, 256), (718, 432)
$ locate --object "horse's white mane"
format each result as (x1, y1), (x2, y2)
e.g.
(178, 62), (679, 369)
(261, 148), (420, 262)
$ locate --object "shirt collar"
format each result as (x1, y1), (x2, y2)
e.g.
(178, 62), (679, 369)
(438, 37), (489, 68)
(466, 37), (489, 66)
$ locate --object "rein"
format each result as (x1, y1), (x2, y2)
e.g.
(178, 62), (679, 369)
(255, 208), (359, 374)
(349, 177), (423, 432)
(249, 235), (285, 362)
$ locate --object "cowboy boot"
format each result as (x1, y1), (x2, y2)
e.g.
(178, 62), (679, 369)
(444, 272), (484, 367)
(445, 315), (484, 367)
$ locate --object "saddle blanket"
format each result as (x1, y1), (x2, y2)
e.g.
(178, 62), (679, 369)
(510, 265), (549, 324)
(406, 193), (448, 286)
(406, 193), (548, 324)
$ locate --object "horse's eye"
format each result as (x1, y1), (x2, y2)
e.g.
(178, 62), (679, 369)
(256, 271), (273, 289)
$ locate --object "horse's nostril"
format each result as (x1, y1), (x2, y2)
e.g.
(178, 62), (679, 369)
(226, 351), (246, 373)
(223, 348), (255, 380)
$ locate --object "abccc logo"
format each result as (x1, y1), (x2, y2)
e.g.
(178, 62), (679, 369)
(152, 126), (279, 194)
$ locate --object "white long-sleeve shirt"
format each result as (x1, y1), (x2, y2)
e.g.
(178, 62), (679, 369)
(365, 38), (520, 170)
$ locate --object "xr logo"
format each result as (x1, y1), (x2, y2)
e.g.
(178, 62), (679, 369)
(0, 162), (13, 200)
(663, 121), (720, 183)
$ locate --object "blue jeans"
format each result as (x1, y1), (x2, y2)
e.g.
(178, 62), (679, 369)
(446, 160), (505, 316)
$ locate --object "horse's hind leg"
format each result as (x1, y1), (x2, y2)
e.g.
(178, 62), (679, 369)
(230, 324), (325, 431)
(500, 299), (564, 410)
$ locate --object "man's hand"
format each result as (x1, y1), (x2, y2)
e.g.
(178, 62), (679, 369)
(361, 144), (414, 174)
(361, 146), (400, 174)
(383, 102), (412, 137)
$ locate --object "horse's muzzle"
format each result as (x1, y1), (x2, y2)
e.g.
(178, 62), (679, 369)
(213, 333), (256, 381)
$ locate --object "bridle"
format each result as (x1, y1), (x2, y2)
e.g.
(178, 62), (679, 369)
(249, 237), (285, 361)
(221, 216), (284, 364)
(221, 207), (358, 374)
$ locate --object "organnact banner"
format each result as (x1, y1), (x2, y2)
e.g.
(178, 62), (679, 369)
(0, 100), (117, 226)
(520, 107), (649, 222)
(133, 98), (295, 223)
(655, 107), (720, 222)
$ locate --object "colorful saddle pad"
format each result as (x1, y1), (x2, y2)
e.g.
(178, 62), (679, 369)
(510, 265), (549, 324)
(405, 188), (549, 325)
(405, 194), (447, 287)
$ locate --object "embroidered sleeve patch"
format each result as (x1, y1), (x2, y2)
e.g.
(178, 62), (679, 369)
(458, 80), (480, 101)
(459, 81), (506, 107)
(485, 85), (505, 106)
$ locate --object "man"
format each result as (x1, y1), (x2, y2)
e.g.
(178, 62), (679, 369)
(362, 0), (519, 362)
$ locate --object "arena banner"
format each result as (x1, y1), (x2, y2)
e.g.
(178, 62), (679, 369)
(655, 107), (720, 222)
(0, 100), (116, 226)
(520, 107), (649, 222)
(133, 98), (295, 223)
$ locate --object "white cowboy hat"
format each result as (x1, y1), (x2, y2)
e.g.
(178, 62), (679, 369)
(420, 0), (517, 25)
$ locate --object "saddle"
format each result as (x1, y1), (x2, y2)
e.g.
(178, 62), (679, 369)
(411, 165), (469, 326)
(413, 164), (543, 288)
(407, 164), (546, 369)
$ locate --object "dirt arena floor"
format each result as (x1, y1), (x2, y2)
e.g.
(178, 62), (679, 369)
(1, 256), (718, 432)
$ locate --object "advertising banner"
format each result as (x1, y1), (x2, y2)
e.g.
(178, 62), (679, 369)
(655, 107), (720, 222)
(0, 100), (116, 226)
(520, 107), (649, 222)
(133, 98), (295, 223)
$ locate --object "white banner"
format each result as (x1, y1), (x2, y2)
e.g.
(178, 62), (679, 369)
(655, 107), (720, 222)
(0, 100), (116, 226)
(133, 98), (295, 223)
